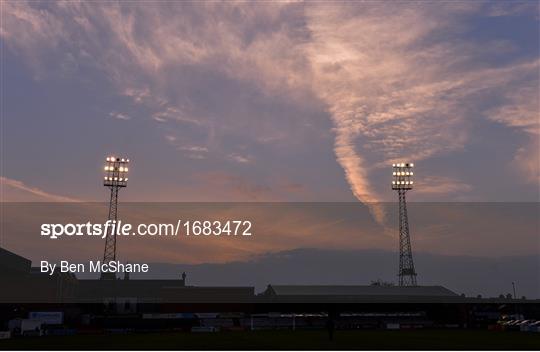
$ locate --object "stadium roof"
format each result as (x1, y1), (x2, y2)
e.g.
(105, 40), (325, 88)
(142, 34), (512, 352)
(264, 285), (458, 297)
(257, 285), (465, 303)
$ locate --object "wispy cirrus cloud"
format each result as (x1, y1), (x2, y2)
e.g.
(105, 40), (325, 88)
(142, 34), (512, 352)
(228, 153), (252, 164)
(414, 176), (473, 196)
(303, 2), (538, 213)
(486, 82), (539, 184)
(0, 177), (80, 202)
(1, 1), (538, 211)
(109, 111), (131, 120)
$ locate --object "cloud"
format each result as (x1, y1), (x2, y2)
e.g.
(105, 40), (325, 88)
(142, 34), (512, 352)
(177, 145), (209, 160)
(414, 176), (473, 196)
(511, 138), (540, 185)
(486, 82), (539, 184)
(151, 106), (202, 125)
(1, 1), (538, 210)
(109, 111), (131, 120)
(0, 177), (80, 202)
(303, 3), (539, 210)
(485, 1), (539, 17)
(1, 1), (67, 76)
(228, 153), (252, 164)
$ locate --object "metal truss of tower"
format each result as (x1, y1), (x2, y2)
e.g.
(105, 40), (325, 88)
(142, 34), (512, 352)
(398, 189), (417, 286)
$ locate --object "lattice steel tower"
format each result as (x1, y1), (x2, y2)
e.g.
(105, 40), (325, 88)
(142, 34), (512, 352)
(392, 162), (417, 286)
(101, 156), (130, 280)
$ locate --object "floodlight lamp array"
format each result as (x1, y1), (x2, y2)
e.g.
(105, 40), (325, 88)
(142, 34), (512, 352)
(103, 156), (129, 187)
(392, 162), (414, 190)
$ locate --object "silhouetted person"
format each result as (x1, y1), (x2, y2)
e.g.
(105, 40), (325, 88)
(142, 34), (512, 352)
(326, 318), (335, 341)
(181, 271), (187, 286)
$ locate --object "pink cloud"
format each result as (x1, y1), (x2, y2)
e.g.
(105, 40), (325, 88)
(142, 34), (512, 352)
(0, 177), (80, 202)
(1, 1), (537, 210)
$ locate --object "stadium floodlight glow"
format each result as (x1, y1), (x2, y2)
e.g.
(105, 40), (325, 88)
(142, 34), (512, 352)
(392, 162), (414, 191)
(103, 156), (129, 188)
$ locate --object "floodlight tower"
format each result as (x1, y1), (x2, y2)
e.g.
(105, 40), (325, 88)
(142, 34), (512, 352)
(392, 162), (417, 286)
(101, 156), (129, 280)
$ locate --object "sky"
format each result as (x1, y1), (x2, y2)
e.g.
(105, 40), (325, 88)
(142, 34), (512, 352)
(1, 1), (538, 205)
(0, 2), (539, 273)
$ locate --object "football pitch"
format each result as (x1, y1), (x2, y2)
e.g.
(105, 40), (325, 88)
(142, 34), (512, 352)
(1, 329), (539, 350)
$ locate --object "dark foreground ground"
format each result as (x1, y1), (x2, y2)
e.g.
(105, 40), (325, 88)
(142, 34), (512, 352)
(1, 330), (539, 350)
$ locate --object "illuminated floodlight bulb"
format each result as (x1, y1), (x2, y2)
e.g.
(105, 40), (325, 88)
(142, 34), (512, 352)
(119, 167), (124, 172)
(392, 163), (396, 167)
(410, 163), (414, 167)
(125, 167), (128, 172)
(121, 158), (125, 162)
(125, 178), (128, 181)
(119, 178), (123, 181)
(410, 181), (413, 184)
(410, 172), (413, 175)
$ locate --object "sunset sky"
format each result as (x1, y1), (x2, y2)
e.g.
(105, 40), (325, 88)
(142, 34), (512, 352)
(1, 2), (539, 295)
(2, 1), (538, 205)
